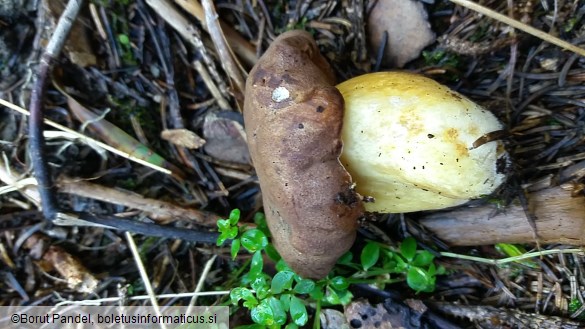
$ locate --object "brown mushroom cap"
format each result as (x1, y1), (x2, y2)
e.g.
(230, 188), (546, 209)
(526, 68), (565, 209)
(243, 30), (364, 279)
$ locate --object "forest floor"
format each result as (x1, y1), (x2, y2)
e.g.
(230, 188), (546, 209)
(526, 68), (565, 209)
(1, 0), (585, 328)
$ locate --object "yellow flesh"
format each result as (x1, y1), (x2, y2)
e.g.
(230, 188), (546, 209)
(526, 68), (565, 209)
(337, 72), (507, 213)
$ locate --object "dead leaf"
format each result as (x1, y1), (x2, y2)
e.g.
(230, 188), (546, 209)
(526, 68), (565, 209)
(203, 111), (251, 164)
(161, 128), (206, 149)
(43, 245), (99, 293)
(24, 234), (98, 294)
(368, 0), (435, 67)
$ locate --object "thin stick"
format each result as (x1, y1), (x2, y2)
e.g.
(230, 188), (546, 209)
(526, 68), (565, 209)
(0, 151), (220, 243)
(29, 0), (85, 220)
(54, 291), (230, 306)
(449, 0), (585, 57)
(202, 0), (246, 96)
(145, 0), (231, 109)
(174, 0), (257, 67)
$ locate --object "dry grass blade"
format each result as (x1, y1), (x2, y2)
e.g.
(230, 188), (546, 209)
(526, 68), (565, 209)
(125, 232), (166, 329)
(187, 254), (217, 309)
(65, 95), (187, 179)
(0, 155), (40, 206)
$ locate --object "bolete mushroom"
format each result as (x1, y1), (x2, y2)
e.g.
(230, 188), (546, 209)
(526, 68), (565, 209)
(243, 30), (508, 278)
(338, 72), (509, 213)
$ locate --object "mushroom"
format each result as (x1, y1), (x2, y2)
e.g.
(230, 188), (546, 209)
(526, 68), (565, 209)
(244, 31), (508, 278)
(243, 30), (364, 279)
(337, 72), (508, 213)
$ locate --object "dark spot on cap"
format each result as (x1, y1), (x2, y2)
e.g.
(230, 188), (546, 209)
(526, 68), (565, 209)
(316, 106), (325, 113)
(428, 134), (435, 138)
(298, 123), (304, 129)
(350, 319), (362, 328)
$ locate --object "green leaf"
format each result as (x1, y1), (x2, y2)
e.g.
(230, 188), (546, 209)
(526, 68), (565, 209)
(118, 34), (130, 45)
(216, 219), (232, 246)
(289, 296), (308, 326)
(337, 251), (353, 265)
(400, 237), (417, 262)
(216, 234), (227, 247)
(250, 275), (267, 292)
(392, 253), (408, 272)
(293, 279), (315, 294)
(251, 276), (270, 300)
(284, 324), (299, 329)
(412, 250), (434, 267)
(217, 225), (238, 246)
(427, 262), (436, 277)
(229, 209), (241, 225)
(271, 271), (295, 294)
(280, 294), (291, 312)
(275, 259), (292, 272)
(407, 266), (435, 293)
(217, 219), (230, 231)
(267, 297), (287, 325)
(265, 244), (281, 262)
(309, 284), (324, 301)
(361, 242), (380, 270)
(248, 250), (264, 279)
(241, 229), (269, 252)
(323, 285), (340, 305)
(251, 299), (274, 325)
(329, 276), (349, 291)
(231, 239), (241, 260)
(253, 212), (270, 236)
(336, 288), (354, 306)
(230, 287), (258, 308)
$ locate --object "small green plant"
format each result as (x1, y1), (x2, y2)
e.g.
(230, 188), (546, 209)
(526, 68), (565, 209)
(357, 238), (445, 293)
(569, 299), (585, 321)
(218, 209), (445, 328)
(422, 49), (460, 68)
